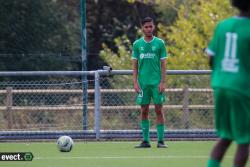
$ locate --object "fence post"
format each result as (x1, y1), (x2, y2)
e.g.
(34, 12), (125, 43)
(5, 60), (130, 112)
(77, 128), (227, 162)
(6, 87), (13, 129)
(81, 0), (88, 131)
(183, 87), (189, 129)
(94, 71), (101, 140)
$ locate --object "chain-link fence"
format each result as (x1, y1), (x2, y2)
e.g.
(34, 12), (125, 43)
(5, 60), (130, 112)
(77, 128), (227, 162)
(0, 70), (215, 140)
(99, 70), (213, 130)
(0, 77), (91, 131)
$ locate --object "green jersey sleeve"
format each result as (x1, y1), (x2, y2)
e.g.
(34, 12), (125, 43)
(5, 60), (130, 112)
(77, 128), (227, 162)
(206, 23), (220, 56)
(132, 41), (139, 59)
(160, 40), (167, 59)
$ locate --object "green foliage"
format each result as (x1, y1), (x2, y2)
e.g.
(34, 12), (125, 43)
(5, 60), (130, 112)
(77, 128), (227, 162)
(0, 0), (81, 71)
(166, 0), (235, 70)
(100, 0), (179, 70)
(155, 0), (191, 26)
(1, 0), (157, 71)
(101, 0), (236, 71)
(0, 0), (237, 71)
(100, 35), (133, 70)
(0, 0), (81, 54)
(100, 35), (134, 89)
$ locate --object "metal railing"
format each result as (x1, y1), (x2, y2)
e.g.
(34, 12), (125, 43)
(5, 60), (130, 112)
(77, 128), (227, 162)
(0, 70), (215, 140)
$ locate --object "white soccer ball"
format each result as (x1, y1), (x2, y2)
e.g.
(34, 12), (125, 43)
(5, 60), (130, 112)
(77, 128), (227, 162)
(57, 136), (74, 152)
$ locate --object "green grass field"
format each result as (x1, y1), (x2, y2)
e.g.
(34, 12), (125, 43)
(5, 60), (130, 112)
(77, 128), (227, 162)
(0, 141), (249, 167)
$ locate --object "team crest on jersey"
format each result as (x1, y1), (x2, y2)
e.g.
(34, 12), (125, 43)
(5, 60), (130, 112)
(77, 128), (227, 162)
(140, 47), (144, 51)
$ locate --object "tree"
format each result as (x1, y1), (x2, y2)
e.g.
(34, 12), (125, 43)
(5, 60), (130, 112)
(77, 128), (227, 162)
(101, 0), (235, 70)
(0, 0), (159, 71)
(99, 0), (183, 89)
(87, 0), (159, 70)
(165, 0), (235, 70)
(0, 0), (81, 71)
(99, 0), (179, 69)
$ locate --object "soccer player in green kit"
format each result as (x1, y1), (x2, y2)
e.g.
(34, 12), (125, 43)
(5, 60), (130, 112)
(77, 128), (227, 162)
(206, 0), (250, 166)
(132, 17), (167, 148)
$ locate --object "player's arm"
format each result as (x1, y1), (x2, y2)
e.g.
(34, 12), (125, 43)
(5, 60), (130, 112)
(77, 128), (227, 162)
(205, 23), (220, 69)
(132, 41), (140, 93)
(208, 56), (213, 68)
(159, 59), (166, 93)
(159, 40), (167, 93)
(205, 48), (215, 69)
(133, 59), (140, 93)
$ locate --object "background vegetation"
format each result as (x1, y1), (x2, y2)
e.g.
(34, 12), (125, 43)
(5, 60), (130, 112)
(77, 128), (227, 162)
(0, 0), (236, 72)
(100, 0), (235, 70)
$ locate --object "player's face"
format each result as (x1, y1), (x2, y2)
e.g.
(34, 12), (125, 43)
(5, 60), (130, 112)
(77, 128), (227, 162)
(142, 21), (155, 37)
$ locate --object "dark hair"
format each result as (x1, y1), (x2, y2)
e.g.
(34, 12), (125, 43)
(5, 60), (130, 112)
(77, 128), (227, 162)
(141, 17), (154, 25)
(231, 0), (250, 12)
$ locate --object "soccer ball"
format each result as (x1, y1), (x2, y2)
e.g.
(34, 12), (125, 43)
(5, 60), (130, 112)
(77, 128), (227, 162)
(57, 136), (74, 152)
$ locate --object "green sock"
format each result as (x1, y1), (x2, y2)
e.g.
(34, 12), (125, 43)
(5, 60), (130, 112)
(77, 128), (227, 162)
(141, 120), (150, 142)
(156, 124), (165, 142)
(207, 159), (220, 167)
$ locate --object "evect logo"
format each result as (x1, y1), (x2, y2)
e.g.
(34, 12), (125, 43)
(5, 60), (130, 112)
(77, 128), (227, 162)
(140, 53), (155, 59)
(0, 152), (33, 161)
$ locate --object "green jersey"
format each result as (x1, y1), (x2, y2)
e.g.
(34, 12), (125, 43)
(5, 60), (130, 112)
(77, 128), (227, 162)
(132, 36), (167, 87)
(206, 17), (250, 97)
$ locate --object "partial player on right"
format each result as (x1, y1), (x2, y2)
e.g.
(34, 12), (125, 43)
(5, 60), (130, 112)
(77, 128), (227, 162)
(205, 0), (250, 167)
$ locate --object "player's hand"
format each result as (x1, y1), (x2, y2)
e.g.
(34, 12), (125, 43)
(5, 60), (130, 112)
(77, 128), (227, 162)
(134, 82), (141, 93)
(159, 82), (165, 93)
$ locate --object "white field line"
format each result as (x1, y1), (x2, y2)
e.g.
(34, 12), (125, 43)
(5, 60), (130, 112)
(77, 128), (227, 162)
(34, 155), (234, 160)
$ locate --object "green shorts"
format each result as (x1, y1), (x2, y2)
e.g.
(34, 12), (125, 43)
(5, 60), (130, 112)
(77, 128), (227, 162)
(136, 84), (166, 105)
(214, 88), (250, 144)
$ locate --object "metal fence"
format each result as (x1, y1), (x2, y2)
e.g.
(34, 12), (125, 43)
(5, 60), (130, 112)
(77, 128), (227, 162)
(0, 70), (216, 141)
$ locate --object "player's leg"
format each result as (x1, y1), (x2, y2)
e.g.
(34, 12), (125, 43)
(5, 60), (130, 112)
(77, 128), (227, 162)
(233, 143), (249, 167)
(230, 91), (250, 167)
(152, 85), (167, 148)
(207, 138), (232, 167)
(155, 104), (165, 142)
(155, 104), (164, 124)
(207, 89), (233, 167)
(135, 105), (151, 148)
(141, 104), (150, 143)
(135, 87), (151, 148)
(155, 104), (167, 148)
